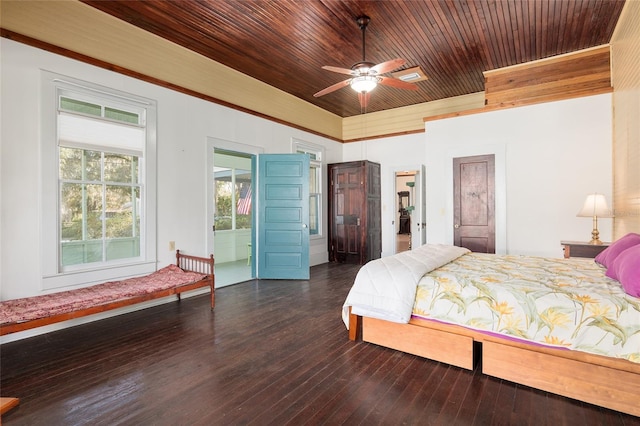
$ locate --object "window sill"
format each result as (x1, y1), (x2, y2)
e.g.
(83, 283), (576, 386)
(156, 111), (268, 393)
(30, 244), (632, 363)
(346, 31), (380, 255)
(42, 260), (157, 291)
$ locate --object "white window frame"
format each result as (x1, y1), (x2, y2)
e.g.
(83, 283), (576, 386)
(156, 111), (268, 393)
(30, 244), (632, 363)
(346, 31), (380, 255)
(41, 72), (157, 290)
(292, 139), (324, 239)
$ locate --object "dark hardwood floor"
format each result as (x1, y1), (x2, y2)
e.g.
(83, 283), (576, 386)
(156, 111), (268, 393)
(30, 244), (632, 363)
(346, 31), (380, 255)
(2, 262), (639, 425)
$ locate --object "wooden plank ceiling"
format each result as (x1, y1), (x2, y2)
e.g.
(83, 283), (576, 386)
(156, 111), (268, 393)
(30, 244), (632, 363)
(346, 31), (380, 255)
(81, 0), (625, 118)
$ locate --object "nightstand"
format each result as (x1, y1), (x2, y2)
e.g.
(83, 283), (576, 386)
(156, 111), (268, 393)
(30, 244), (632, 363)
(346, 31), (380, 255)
(561, 241), (609, 259)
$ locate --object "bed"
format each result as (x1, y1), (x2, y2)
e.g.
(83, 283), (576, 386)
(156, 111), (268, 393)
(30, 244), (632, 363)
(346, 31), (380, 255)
(0, 250), (215, 336)
(343, 242), (640, 417)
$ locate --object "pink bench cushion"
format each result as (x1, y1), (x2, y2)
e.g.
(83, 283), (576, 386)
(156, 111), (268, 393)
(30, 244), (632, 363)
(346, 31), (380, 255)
(0, 265), (206, 325)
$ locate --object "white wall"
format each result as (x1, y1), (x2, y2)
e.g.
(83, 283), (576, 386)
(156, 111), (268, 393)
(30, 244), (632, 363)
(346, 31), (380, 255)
(343, 95), (613, 258)
(425, 94), (613, 256)
(0, 39), (341, 304)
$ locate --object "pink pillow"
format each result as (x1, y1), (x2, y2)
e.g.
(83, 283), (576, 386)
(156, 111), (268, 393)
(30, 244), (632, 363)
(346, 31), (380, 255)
(607, 244), (640, 297)
(595, 233), (640, 268)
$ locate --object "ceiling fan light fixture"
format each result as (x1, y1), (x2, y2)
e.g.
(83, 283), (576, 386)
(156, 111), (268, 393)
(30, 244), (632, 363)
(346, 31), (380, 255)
(315, 15), (412, 110)
(350, 75), (378, 93)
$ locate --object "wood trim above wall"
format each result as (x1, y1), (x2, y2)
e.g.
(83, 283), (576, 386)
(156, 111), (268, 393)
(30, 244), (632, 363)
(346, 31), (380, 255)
(424, 45), (613, 123)
(484, 45), (612, 107)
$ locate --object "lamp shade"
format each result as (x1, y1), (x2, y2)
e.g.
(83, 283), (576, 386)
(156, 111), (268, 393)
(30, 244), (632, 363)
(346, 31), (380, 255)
(576, 193), (614, 218)
(350, 76), (378, 93)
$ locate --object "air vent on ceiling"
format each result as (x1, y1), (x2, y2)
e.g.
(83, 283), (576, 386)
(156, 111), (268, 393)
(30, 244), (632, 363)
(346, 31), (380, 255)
(391, 66), (428, 82)
(399, 72), (420, 81)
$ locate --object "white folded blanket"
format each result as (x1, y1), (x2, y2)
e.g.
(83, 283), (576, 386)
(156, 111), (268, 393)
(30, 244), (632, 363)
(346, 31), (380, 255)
(342, 244), (470, 328)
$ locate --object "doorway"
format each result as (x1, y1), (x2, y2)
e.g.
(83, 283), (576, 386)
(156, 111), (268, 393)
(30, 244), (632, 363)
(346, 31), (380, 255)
(392, 166), (426, 254)
(212, 149), (253, 286)
(395, 171), (415, 253)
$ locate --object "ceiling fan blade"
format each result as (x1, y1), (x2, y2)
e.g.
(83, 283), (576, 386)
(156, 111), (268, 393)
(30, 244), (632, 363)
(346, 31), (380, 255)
(371, 58), (406, 75)
(313, 79), (351, 97)
(358, 92), (370, 110)
(378, 76), (419, 90)
(321, 65), (357, 76)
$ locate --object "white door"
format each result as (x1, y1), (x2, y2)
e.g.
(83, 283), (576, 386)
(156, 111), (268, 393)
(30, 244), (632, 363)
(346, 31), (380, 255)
(411, 165), (427, 249)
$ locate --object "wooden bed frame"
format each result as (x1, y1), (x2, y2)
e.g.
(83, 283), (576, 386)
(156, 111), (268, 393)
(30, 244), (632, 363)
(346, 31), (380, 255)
(348, 310), (640, 417)
(0, 250), (215, 336)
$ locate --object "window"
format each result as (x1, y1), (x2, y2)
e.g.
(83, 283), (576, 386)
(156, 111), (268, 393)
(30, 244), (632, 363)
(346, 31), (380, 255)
(293, 140), (324, 237)
(58, 97), (145, 267)
(42, 72), (156, 287)
(213, 150), (252, 231)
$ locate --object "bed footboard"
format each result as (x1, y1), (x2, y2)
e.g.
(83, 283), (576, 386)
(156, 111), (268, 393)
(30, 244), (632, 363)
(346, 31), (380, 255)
(176, 250), (215, 308)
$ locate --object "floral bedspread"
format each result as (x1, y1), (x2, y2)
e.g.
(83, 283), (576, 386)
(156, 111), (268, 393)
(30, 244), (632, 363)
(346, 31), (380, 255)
(0, 264), (207, 325)
(413, 253), (640, 363)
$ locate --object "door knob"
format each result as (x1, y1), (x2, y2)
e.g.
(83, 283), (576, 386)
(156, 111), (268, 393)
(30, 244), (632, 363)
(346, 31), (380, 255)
(454, 224), (460, 229)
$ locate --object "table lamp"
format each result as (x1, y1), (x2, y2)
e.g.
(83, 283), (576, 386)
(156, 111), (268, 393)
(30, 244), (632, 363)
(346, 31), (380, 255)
(576, 193), (613, 245)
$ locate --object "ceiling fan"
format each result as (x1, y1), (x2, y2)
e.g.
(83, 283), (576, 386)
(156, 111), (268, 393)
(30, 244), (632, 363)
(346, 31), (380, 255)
(313, 15), (418, 111)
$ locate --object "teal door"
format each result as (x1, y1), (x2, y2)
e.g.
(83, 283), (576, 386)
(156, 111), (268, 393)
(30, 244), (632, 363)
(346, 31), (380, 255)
(255, 154), (310, 279)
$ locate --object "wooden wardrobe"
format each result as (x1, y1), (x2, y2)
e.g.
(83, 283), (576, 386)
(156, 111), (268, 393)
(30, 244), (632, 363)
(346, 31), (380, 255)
(328, 160), (381, 264)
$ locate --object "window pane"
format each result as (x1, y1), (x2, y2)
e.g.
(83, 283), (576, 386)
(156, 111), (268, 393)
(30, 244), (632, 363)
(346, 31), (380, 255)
(105, 185), (139, 238)
(106, 186), (140, 261)
(59, 147), (101, 181)
(106, 237), (140, 261)
(309, 164), (319, 192)
(60, 182), (81, 241)
(104, 153), (138, 183)
(60, 183), (103, 240)
(61, 240), (103, 266)
(60, 183), (104, 266)
(105, 107), (139, 124)
(309, 194), (319, 235)
(309, 163), (321, 236)
(85, 184), (104, 240)
(235, 178), (252, 230)
(296, 149), (317, 161)
(215, 178), (233, 231)
(60, 97), (101, 116)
